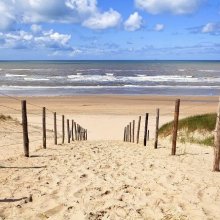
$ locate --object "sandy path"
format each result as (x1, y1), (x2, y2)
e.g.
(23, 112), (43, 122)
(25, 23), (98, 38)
(0, 140), (220, 220)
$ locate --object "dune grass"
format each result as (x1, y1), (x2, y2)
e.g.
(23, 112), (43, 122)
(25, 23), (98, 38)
(159, 113), (217, 146)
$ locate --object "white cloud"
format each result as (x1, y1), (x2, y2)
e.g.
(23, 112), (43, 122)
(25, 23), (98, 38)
(0, 1), (15, 31)
(154, 23), (164, 31)
(124, 12), (143, 31)
(202, 23), (215, 33)
(0, 28), (72, 51)
(135, 0), (202, 14)
(83, 9), (121, 29)
(31, 24), (42, 33)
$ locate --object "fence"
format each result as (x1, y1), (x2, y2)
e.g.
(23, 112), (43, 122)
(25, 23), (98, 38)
(0, 92), (88, 158)
(123, 97), (220, 172)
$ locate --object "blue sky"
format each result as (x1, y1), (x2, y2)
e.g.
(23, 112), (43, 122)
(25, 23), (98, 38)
(0, 0), (220, 60)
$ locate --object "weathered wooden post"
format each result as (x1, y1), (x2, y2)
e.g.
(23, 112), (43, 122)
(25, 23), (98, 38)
(144, 113), (149, 146)
(127, 124), (129, 142)
(124, 127), (126, 142)
(21, 100), (29, 157)
(172, 99), (180, 155)
(62, 115), (65, 144)
(67, 119), (70, 143)
(72, 120), (74, 141)
(132, 120), (135, 143)
(54, 112), (57, 145)
(42, 107), (46, 149)
(129, 122), (132, 142)
(74, 122), (77, 141)
(154, 108), (160, 149)
(148, 130), (150, 141)
(85, 129), (87, 140)
(137, 116), (141, 144)
(213, 97), (220, 171)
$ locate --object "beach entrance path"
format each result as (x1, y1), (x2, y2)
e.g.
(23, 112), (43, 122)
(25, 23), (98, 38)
(0, 140), (220, 220)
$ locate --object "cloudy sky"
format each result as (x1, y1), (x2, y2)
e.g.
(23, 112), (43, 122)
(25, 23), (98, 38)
(0, 0), (219, 60)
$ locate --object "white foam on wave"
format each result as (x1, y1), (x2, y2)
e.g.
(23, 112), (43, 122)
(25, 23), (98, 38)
(68, 74), (116, 82)
(47, 76), (65, 79)
(6, 73), (27, 77)
(10, 69), (32, 71)
(178, 69), (185, 72)
(198, 69), (220, 73)
(24, 77), (50, 81)
(105, 73), (114, 76)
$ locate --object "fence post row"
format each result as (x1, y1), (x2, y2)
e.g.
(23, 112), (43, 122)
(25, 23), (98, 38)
(144, 113), (149, 146)
(172, 99), (180, 155)
(213, 97), (220, 172)
(21, 100), (29, 157)
(42, 107), (46, 149)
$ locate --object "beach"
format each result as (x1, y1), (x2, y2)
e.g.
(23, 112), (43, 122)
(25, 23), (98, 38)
(0, 95), (220, 219)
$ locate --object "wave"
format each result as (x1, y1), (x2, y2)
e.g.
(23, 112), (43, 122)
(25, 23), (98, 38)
(198, 69), (220, 73)
(105, 73), (114, 76)
(10, 69), (32, 71)
(5, 73), (27, 77)
(24, 78), (50, 81)
(178, 69), (185, 72)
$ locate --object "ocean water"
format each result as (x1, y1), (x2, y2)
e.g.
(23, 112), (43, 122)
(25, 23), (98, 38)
(0, 60), (219, 96)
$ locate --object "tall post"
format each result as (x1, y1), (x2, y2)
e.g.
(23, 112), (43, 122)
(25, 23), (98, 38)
(74, 122), (77, 141)
(154, 108), (160, 149)
(62, 115), (65, 144)
(124, 127), (126, 142)
(72, 120), (74, 141)
(21, 100), (29, 157)
(42, 107), (46, 149)
(144, 113), (149, 146)
(172, 99), (180, 155)
(67, 119), (70, 143)
(54, 112), (57, 145)
(213, 97), (220, 171)
(129, 122), (132, 142)
(132, 120), (135, 143)
(137, 116), (141, 144)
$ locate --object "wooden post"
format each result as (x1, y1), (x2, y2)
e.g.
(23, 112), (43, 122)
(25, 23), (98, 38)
(67, 119), (70, 143)
(213, 97), (220, 171)
(74, 122), (77, 141)
(154, 108), (160, 149)
(137, 116), (141, 144)
(144, 113), (149, 146)
(42, 107), (46, 149)
(72, 120), (74, 141)
(148, 130), (150, 141)
(172, 99), (180, 155)
(85, 129), (87, 140)
(132, 120), (135, 143)
(62, 115), (65, 144)
(124, 127), (126, 141)
(127, 125), (129, 142)
(54, 112), (57, 145)
(129, 122), (132, 142)
(21, 100), (29, 157)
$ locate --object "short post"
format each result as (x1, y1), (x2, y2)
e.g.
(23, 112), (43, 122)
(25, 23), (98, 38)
(213, 97), (220, 171)
(144, 113), (149, 146)
(67, 119), (70, 143)
(127, 125), (129, 142)
(124, 127), (126, 141)
(129, 122), (132, 142)
(132, 120), (135, 143)
(62, 115), (65, 144)
(137, 116), (141, 144)
(148, 130), (150, 141)
(85, 129), (87, 140)
(21, 100), (29, 157)
(72, 120), (74, 141)
(54, 112), (57, 145)
(154, 108), (160, 149)
(172, 99), (180, 155)
(42, 107), (46, 149)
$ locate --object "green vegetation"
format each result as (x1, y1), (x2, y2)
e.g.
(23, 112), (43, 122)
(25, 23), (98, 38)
(159, 113), (217, 146)
(0, 114), (12, 121)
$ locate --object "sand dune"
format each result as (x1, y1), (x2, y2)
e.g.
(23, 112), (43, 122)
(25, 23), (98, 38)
(0, 140), (220, 220)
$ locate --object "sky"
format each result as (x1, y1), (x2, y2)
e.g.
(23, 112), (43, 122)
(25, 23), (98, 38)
(0, 0), (220, 60)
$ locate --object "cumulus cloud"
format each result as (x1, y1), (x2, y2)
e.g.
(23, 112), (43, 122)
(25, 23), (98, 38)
(0, 28), (72, 51)
(82, 9), (121, 29)
(188, 22), (220, 35)
(154, 24), (164, 31)
(135, 0), (203, 14)
(202, 23), (216, 33)
(124, 12), (143, 31)
(0, 1), (15, 31)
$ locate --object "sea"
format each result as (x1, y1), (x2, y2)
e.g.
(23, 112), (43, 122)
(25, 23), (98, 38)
(0, 60), (219, 96)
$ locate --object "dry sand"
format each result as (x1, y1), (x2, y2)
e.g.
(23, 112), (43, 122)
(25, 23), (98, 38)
(0, 95), (220, 219)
